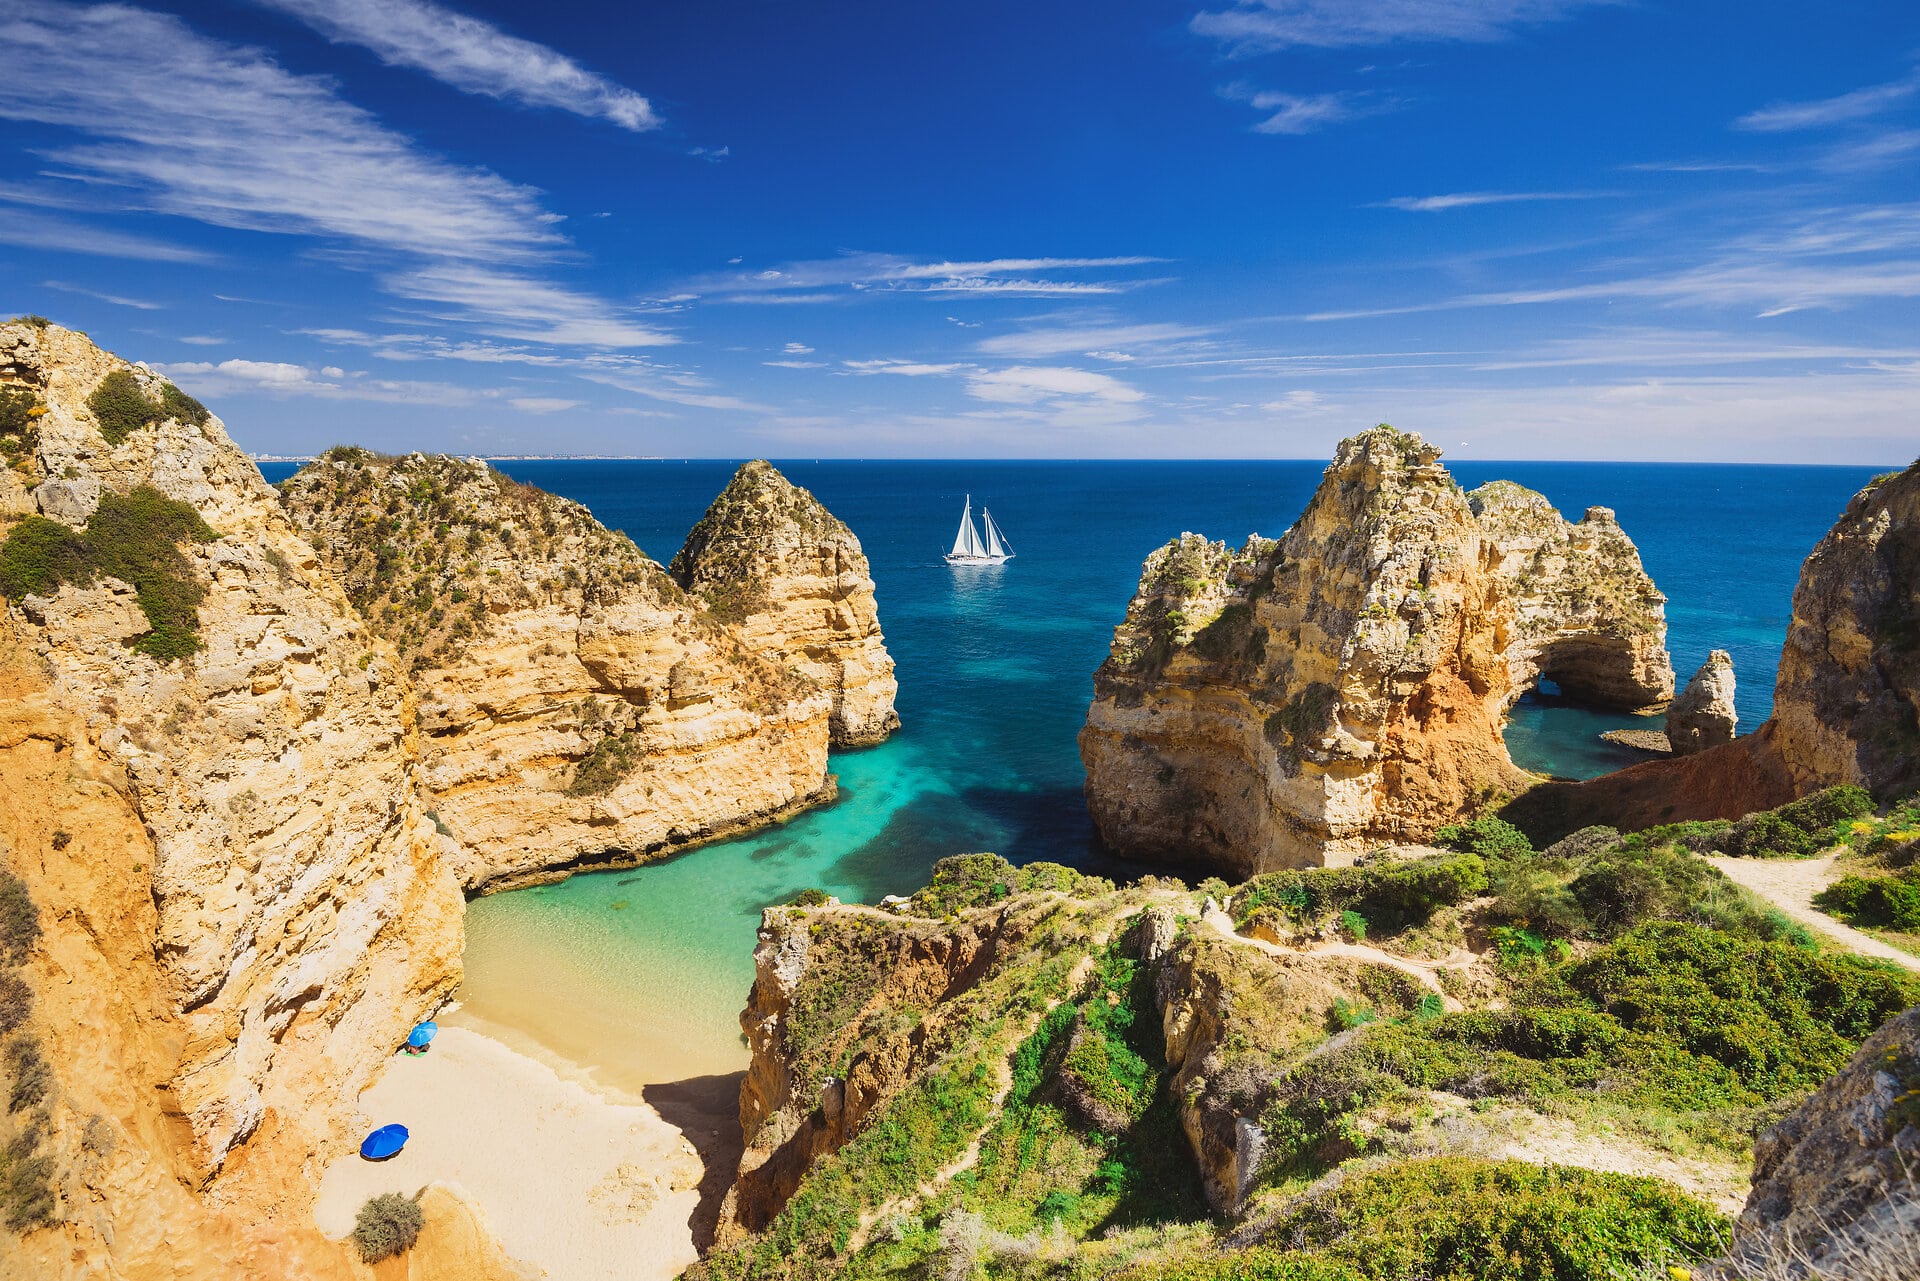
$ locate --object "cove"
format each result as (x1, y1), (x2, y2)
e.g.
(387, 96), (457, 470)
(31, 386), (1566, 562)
(253, 459), (1884, 1091)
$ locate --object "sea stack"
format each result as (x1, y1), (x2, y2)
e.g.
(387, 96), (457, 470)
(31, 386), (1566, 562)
(1667, 650), (1738, 755)
(0, 320), (464, 1275)
(671, 460), (900, 747)
(1079, 425), (1673, 875)
(280, 451), (840, 890)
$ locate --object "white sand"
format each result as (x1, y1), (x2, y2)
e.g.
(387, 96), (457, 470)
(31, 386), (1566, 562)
(314, 1025), (707, 1281)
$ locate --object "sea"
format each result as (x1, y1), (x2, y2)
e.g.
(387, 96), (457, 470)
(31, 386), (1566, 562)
(260, 458), (1885, 1090)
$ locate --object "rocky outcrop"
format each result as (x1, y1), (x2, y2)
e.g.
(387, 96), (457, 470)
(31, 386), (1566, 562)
(1505, 459), (1920, 843)
(0, 321), (464, 1278)
(671, 461), (898, 747)
(1469, 481), (1673, 712)
(1726, 1003), (1920, 1278)
(1768, 461), (1920, 801)
(1668, 650), (1738, 756)
(280, 452), (838, 890)
(1079, 426), (1672, 875)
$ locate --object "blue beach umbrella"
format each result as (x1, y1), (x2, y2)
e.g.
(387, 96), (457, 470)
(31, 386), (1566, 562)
(359, 1124), (409, 1160)
(406, 1021), (438, 1049)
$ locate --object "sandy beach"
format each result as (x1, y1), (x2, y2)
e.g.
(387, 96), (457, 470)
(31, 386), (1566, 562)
(314, 1021), (741, 1281)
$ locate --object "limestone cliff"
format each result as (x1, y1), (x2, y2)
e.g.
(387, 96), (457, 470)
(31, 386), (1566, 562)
(1768, 460), (1920, 801)
(1727, 1003), (1920, 1277)
(1668, 649), (1738, 756)
(671, 461), (898, 747)
(0, 321), (464, 1278)
(1079, 426), (1672, 875)
(280, 451), (837, 890)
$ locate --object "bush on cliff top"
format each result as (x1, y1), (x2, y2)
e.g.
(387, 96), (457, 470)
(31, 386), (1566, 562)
(85, 370), (208, 445)
(1235, 852), (1489, 937)
(1816, 869), (1920, 932)
(0, 487), (218, 661)
(351, 1192), (423, 1262)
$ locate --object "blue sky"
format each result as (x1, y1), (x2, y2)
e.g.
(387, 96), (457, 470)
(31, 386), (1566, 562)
(1, 0), (1916, 461)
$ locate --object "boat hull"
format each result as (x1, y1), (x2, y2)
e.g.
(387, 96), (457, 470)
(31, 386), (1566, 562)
(944, 553), (1013, 565)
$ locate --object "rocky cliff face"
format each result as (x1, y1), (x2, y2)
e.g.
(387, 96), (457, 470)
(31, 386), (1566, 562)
(1080, 426), (1672, 875)
(1468, 481), (1673, 712)
(0, 321), (463, 1277)
(1727, 1003), (1920, 1278)
(280, 451), (838, 890)
(1668, 650), (1738, 756)
(671, 461), (898, 748)
(1768, 461), (1920, 801)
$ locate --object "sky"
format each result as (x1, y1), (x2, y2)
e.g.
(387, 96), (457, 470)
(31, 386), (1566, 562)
(0, 0), (1916, 461)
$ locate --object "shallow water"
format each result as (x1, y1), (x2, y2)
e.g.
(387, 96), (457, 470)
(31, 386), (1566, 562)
(262, 459), (1882, 1086)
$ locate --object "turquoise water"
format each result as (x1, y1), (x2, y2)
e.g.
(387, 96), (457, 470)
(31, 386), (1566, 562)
(263, 459), (1884, 1084)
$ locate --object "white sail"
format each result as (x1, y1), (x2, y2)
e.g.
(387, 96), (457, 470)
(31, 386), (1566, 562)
(950, 496), (984, 558)
(982, 509), (1008, 558)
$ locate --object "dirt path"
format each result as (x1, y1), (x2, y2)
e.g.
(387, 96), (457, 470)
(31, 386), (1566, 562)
(1201, 908), (1472, 1009)
(1709, 854), (1920, 973)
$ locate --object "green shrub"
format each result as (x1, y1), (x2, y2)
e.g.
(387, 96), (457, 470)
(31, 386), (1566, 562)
(350, 1191), (423, 1263)
(1338, 909), (1367, 942)
(1120, 1250), (1365, 1281)
(0, 1132), (56, 1231)
(1236, 853), (1487, 937)
(0, 875), (38, 962)
(1260, 1157), (1727, 1281)
(0, 488), (218, 661)
(4, 1036), (50, 1112)
(1698, 786), (1875, 859)
(787, 888), (832, 908)
(1434, 815), (1534, 867)
(87, 370), (157, 444)
(1815, 870), (1920, 931)
(159, 382), (210, 428)
(7, 315), (50, 329)
(0, 974), (30, 1036)
(567, 730), (641, 796)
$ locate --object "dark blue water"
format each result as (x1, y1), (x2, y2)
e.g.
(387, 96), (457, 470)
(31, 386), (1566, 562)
(261, 459), (1881, 1082)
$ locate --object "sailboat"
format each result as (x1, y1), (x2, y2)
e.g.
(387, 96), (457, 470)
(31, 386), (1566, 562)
(945, 495), (1014, 565)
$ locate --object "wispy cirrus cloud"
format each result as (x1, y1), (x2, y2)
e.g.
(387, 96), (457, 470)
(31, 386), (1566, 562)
(976, 321), (1212, 359)
(1192, 0), (1619, 54)
(251, 0), (661, 131)
(0, 204), (212, 263)
(966, 365), (1145, 406)
(1245, 89), (1386, 134)
(691, 252), (1169, 302)
(42, 278), (163, 309)
(1735, 72), (1919, 132)
(0, 1), (667, 348)
(1371, 190), (1618, 212)
(157, 357), (500, 405)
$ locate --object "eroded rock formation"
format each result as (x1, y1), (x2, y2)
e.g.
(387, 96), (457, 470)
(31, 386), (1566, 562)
(1727, 1003), (1920, 1277)
(671, 460), (899, 747)
(0, 321), (463, 1278)
(280, 452), (838, 890)
(1768, 461), (1920, 801)
(1079, 426), (1672, 875)
(1668, 649), (1738, 756)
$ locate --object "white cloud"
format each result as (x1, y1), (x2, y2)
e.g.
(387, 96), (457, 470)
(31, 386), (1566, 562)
(1371, 190), (1617, 211)
(179, 335), (227, 346)
(0, 205), (211, 263)
(252, 0), (659, 130)
(843, 359), (968, 376)
(0, 2), (661, 347)
(966, 365), (1145, 405)
(782, 342), (814, 354)
(1244, 90), (1377, 134)
(508, 396), (582, 414)
(1735, 74), (1919, 132)
(42, 279), (162, 309)
(691, 253), (1168, 302)
(1819, 128), (1920, 173)
(1262, 390), (1326, 412)
(1193, 0), (1617, 53)
(977, 322), (1211, 358)
(157, 357), (494, 404)
(763, 359), (826, 369)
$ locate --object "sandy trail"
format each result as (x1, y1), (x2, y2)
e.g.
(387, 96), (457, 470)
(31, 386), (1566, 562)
(1708, 855), (1920, 973)
(1201, 907), (1470, 1008)
(315, 1025), (728, 1281)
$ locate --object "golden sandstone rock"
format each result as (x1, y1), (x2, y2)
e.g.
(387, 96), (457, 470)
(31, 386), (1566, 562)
(1079, 426), (1674, 875)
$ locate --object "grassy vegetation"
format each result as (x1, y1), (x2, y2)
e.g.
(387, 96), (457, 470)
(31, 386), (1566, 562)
(85, 369), (205, 444)
(567, 730), (643, 796)
(0, 487), (219, 661)
(1252, 922), (1919, 1178)
(0, 874), (53, 1233)
(0, 387), (43, 470)
(1812, 796), (1920, 942)
(1234, 852), (1488, 938)
(351, 1192), (423, 1262)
